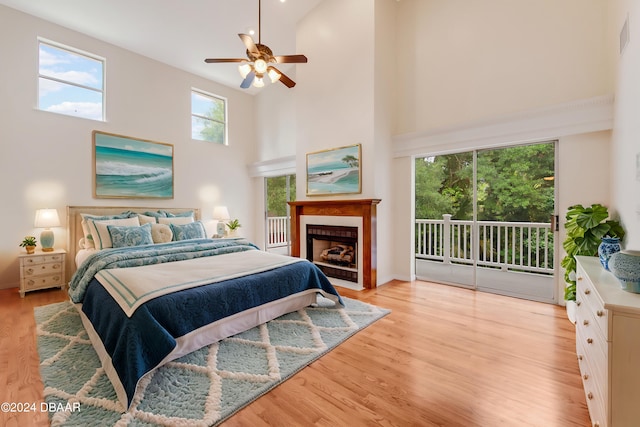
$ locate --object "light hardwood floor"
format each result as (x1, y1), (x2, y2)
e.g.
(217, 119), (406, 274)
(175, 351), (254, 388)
(0, 280), (591, 426)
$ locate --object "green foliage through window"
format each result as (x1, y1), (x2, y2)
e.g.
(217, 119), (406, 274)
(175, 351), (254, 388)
(191, 89), (226, 144)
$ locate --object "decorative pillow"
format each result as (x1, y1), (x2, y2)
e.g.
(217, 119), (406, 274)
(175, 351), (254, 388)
(80, 212), (133, 248)
(170, 221), (207, 241)
(161, 210), (195, 218)
(137, 214), (157, 224)
(151, 223), (173, 243)
(107, 223), (153, 248)
(143, 211), (167, 219)
(158, 216), (194, 225)
(87, 217), (141, 250)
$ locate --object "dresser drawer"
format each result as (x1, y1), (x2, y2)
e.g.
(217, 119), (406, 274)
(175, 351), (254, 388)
(21, 253), (64, 266)
(577, 335), (608, 427)
(22, 262), (63, 277)
(24, 274), (64, 291)
(577, 266), (608, 340)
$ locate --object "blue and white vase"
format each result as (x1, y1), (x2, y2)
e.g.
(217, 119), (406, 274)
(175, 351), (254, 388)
(598, 237), (621, 271)
(608, 250), (640, 293)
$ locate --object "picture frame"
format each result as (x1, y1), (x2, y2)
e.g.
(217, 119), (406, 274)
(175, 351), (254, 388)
(306, 144), (362, 196)
(93, 130), (174, 199)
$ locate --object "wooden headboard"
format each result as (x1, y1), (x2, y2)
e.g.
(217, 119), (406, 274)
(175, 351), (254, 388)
(66, 206), (201, 282)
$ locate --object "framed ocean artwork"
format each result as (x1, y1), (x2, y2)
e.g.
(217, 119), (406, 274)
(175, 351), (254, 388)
(306, 144), (362, 196)
(93, 131), (174, 199)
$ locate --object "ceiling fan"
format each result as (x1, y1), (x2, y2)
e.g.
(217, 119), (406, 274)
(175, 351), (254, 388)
(204, 0), (308, 89)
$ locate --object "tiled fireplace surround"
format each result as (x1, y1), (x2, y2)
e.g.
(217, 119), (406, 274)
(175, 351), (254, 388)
(288, 199), (380, 289)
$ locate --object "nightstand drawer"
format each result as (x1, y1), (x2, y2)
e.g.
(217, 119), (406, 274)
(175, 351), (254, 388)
(24, 274), (64, 290)
(21, 253), (63, 265)
(22, 262), (63, 277)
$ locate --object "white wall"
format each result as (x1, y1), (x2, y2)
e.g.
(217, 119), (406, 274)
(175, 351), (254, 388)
(610, 0), (640, 250)
(292, 0), (398, 285)
(395, 0), (612, 134)
(0, 5), (257, 289)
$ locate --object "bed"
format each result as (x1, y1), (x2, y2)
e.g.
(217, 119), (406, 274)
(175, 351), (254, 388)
(65, 206), (343, 411)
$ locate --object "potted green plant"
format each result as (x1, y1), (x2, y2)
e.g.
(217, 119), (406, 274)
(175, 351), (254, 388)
(19, 236), (37, 254)
(226, 219), (241, 237)
(561, 204), (625, 322)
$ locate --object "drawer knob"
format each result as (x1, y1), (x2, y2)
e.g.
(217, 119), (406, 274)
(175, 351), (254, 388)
(594, 423), (600, 427)
(28, 280), (34, 286)
(583, 374), (589, 380)
(577, 301), (582, 307)
(585, 289), (591, 295)
(583, 320), (589, 326)
(53, 264), (60, 270)
(578, 277), (583, 281)
(578, 354), (583, 360)
(27, 268), (34, 274)
(587, 338), (593, 344)
(587, 392), (594, 400)
(596, 310), (604, 317)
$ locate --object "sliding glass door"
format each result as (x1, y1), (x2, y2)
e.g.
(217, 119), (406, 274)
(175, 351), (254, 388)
(415, 141), (557, 302)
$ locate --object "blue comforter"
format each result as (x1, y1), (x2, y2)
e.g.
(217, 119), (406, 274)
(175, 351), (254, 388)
(68, 239), (343, 410)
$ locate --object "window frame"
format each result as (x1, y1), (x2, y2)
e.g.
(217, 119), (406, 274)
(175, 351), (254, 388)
(191, 88), (228, 145)
(37, 37), (106, 121)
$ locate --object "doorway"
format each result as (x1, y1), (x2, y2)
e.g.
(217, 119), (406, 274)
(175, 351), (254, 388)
(265, 174), (296, 255)
(414, 141), (557, 303)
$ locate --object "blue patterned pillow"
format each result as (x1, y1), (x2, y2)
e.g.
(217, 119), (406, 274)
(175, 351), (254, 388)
(107, 223), (154, 248)
(170, 221), (207, 241)
(161, 210), (194, 218)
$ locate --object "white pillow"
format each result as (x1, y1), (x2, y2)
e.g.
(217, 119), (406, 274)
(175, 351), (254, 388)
(88, 217), (141, 250)
(158, 216), (194, 225)
(80, 212), (132, 248)
(137, 214), (157, 225)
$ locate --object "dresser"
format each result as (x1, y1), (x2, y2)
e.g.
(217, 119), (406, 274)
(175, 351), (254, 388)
(575, 256), (640, 427)
(18, 249), (66, 297)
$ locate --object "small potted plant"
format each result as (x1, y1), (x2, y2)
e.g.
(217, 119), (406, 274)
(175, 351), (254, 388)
(20, 236), (37, 254)
(226, 219), (241, 237)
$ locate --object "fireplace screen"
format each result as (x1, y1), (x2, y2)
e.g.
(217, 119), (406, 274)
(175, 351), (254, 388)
(306, 225), (358, 283)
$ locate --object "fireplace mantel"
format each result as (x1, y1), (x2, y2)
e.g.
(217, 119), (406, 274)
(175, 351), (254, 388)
(288, 199), (381, 289)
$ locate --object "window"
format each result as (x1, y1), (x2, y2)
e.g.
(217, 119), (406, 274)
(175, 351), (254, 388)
(191, 89), (227, 144)
(38, 39), (105, 121)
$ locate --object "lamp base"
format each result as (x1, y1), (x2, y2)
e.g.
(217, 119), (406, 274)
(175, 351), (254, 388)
(216, 222), (226, 237)
(40, 229), (55, 252)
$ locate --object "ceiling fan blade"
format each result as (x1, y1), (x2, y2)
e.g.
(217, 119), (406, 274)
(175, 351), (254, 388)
(238, 33), (260, 57)
(240, 71), (256, 89)
(269, 67), (296, 88)
(274, 54), (308, 64)
(204, 58), (245, 63)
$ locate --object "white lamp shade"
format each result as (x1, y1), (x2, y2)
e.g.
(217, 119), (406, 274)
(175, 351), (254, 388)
(34, 208), (61, 228)
(213, 206), (230, 221)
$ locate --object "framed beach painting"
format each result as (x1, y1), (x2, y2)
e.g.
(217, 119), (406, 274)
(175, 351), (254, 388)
(93, 131), (174, 199)
(306, 144), (361, 196)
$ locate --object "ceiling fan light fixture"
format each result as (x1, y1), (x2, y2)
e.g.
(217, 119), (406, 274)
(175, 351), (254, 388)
(253, 76), (265, 88)
(238, 62), (252, 78)
(254, 58), (268, 74)
(268, 68), (281, 83)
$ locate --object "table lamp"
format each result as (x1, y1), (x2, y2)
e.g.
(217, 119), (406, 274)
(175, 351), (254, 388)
(34, 208), (60, 252)
(213, 206), (230, 237)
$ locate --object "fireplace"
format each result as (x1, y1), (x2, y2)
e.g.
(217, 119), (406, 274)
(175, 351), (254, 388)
(288, 199), (380, 289)
(307, 225), (358, 283)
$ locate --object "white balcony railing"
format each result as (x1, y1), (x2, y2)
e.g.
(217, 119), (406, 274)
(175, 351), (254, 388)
(416, 215), (554, 275)
(267, 216), (290, 248)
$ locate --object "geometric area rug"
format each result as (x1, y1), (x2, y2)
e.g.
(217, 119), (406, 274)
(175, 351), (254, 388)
(35, 297), (389, 426)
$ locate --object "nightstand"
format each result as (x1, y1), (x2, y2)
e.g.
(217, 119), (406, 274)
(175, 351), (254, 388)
(18, 249), (66, 298)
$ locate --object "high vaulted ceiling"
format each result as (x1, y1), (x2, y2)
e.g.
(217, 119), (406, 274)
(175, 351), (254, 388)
(0, 0), (322, 93)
